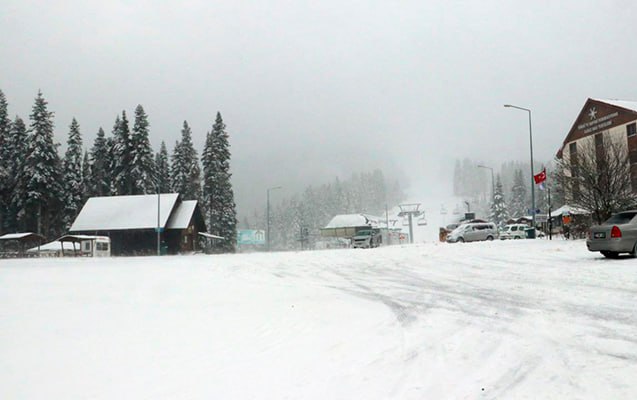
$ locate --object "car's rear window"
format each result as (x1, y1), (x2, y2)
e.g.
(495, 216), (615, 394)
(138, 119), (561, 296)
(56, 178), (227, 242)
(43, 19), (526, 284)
(605, 212), (637, 225)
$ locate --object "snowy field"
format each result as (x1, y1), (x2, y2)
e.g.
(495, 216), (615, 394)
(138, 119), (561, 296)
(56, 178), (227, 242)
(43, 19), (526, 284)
(2, 240), (637, 399)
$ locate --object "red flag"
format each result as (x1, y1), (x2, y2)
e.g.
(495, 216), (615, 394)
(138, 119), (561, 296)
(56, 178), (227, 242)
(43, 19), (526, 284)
(534, 168), (547, 184)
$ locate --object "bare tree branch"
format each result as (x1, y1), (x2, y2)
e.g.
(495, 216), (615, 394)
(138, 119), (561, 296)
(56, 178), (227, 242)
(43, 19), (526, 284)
(555, 137), (637, 224)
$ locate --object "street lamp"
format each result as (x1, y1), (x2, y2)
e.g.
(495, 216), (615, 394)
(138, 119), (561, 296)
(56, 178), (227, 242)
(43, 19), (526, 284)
(157, 187), (161, 256)
(266, 186), (282, 251)
(477, 164), (495, 202)
(504, 104), (536, 236)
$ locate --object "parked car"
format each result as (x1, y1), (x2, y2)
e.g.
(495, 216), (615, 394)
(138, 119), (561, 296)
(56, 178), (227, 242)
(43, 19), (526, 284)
(446, 222), (498, 243)
(586, 210), (637, 258)
(352, 229), (382, 248)
(500, 224), (529, 240)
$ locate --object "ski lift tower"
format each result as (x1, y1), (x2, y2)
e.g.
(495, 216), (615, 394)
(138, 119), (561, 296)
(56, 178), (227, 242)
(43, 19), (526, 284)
(398, 203), (422, 244)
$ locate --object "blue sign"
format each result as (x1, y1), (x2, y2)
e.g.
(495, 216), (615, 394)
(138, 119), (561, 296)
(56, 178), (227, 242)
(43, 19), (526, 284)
(237, 230), (266, 245)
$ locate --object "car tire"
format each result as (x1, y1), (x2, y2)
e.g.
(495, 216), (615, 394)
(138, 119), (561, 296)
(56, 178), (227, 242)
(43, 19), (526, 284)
(457, 237), (464, 243)
(486, 236), (494, 241)
(601, 251), (620, 259)
(514, 236), (521, 240)
(631, 242), (637, 258)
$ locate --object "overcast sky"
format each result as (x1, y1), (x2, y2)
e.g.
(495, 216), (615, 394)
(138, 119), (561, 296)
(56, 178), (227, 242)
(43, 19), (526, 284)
(2, 0), (637, 215)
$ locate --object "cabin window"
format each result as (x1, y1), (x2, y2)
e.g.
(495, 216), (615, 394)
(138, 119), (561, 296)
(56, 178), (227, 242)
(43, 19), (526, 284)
(627, 122), (636, 137)
(183, 236), (188, 244)
(83, 241), (91, 252)
(569, 142), (577, 154)
(96, 242), (109, 251)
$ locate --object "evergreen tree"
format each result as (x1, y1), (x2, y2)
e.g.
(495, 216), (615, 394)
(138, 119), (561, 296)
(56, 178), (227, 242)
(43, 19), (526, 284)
(0, 89), (10, 232)
(81, 151), (91, 203)
(106, 135), (116, 195)
(6, 116), (28, 232)
(169, 139), (182, 192)
(490, 175), (508, 227)
(62, 118), (84, 230)
(155, 141), (171, 192)
(509, 169), (527, 218)
(90, 127), (111, 197)
(170, 121), (201, 200)
(202, 112), (237, 252)
(111, 112), (133, 195)
(129, 105), (156, 194)
(23, 91), (63, 237)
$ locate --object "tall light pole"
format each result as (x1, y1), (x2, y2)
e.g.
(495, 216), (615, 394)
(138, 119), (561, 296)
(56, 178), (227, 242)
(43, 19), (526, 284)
(157, 188), (161, 256)
(266, 186), (282, 251)
(504, 104), (536, 237)
(477, 164), (495, 202)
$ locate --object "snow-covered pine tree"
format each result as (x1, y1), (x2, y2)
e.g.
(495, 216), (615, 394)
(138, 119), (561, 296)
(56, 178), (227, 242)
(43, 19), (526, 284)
(5, 116), (28, 232)
(155, 141), (171, 193)
(24, 91), (63, 237)
(0, 89), (10, 232)
(111, 112), (133, 195)
(130, 105), (156, 194)
(490, 174), (508, 227)
(509, 169), (527, 218)
(106, 135), (117, 195)
(81, 151), (91, 203)
(62, 118), (84, 230)
(90, 127), (111, 197)
(169, 140), (182, 192)
(170, 121), (201, 200)
(202, 112), (237, 252)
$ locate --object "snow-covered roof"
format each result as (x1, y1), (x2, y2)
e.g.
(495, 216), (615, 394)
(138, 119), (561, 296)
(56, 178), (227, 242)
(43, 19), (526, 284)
(27, 241), (80, 253)
(0, 232), (38, 240)
(324, 214), (383, 229)
(70, 193), (180, 232)
(198, 232), (225, 240)
(592, 98), (637, 113)
(551, 205), (590, 217)
(166, 200), (198, 229)
(58, 234), (110, 242)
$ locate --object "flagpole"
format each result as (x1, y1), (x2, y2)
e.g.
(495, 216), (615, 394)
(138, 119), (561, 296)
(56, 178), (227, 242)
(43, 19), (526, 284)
(548, 187), (552, 241)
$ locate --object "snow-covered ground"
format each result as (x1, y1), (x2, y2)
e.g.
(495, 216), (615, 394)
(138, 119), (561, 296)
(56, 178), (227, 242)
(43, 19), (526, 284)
(2, 240), (637, 399)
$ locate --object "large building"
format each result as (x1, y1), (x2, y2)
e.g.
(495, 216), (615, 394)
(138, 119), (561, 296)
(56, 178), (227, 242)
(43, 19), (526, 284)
(558, 98), (637, 191)
(69, 193), (206, 256)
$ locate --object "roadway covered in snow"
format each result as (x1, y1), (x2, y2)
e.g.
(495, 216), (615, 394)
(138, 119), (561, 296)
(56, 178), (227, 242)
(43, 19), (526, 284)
(1, 240), (637, 399)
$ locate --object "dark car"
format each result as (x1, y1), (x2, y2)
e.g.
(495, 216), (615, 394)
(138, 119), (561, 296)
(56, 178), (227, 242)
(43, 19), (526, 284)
(586, 210), (637, 258)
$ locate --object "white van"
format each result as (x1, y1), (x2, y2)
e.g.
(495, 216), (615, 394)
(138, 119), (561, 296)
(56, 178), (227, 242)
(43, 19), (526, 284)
(446, 223), (498, 243)
(500, 224), (529, 240)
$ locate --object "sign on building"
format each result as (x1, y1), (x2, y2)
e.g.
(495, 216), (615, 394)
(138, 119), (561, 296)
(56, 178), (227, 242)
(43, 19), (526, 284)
(237, 230), (266, 245)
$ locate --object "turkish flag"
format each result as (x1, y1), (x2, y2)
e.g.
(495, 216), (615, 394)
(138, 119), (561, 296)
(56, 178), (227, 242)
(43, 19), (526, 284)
(534, 168), (547, 184)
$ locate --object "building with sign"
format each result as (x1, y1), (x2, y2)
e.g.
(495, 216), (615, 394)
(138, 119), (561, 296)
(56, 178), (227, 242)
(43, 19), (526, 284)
(557, 98), (637, 191)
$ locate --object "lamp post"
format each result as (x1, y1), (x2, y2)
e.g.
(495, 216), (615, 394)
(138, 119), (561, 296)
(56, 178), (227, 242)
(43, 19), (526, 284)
(477, 164), (495, 203)
(157, 183), (161, 256)
(504, 104), (536, 236)
(266, 186), (282, 251)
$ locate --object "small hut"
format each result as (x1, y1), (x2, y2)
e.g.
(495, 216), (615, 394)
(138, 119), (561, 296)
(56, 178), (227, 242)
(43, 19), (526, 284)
(0, 232), (46, 258)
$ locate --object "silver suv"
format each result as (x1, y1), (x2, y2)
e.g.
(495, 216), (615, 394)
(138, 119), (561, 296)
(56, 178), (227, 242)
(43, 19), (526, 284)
(352, 229), (382, 248)
(447, 222), (498, 243)
(500, 224), (528, 240)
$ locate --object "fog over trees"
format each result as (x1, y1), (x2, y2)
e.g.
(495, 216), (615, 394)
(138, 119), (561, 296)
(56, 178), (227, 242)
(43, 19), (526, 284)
(452, 158), (556, 222)
(0, 89), (403, 251)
